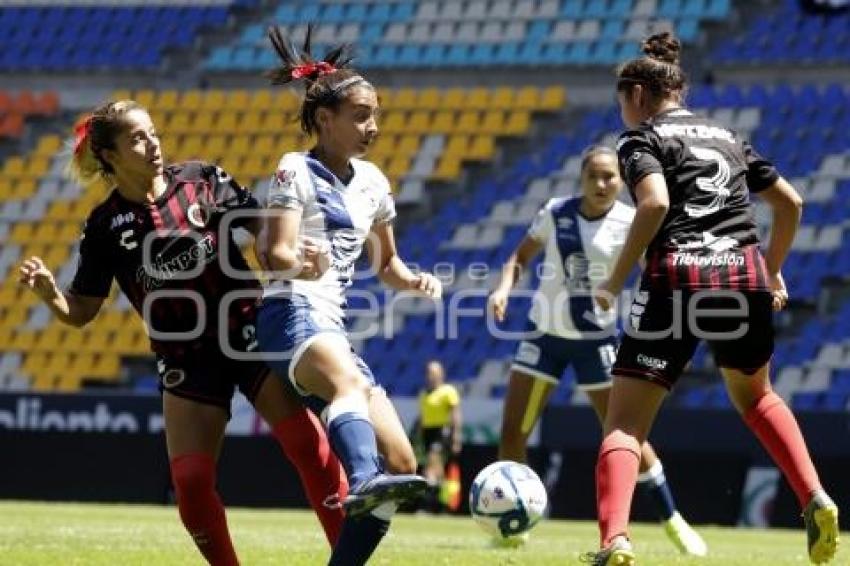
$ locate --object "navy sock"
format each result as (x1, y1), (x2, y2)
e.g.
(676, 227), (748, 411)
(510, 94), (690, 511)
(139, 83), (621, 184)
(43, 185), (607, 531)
(328, 512), (391, 566)
(637, 460), (677, 521)
(326, 411), (381, 487)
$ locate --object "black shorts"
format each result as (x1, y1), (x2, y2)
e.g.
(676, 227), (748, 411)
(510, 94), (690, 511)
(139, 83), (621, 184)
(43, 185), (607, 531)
(422, 426), (451, 454)
(156, 339), (269, 414)
(613, 289), (775, 389)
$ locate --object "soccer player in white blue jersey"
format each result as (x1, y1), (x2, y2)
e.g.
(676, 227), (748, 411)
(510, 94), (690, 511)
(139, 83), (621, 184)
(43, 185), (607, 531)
(255, 27), (442, 565)
(489, 145), (706, 556)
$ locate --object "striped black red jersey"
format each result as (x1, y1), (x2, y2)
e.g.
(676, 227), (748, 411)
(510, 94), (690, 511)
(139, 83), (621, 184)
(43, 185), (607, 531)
(69, 161), (261, 356)
(617, 108), (780, 291)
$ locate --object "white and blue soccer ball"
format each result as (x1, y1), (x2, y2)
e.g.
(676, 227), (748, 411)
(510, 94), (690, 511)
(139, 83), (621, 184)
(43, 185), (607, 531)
(469, 461), (548, 543)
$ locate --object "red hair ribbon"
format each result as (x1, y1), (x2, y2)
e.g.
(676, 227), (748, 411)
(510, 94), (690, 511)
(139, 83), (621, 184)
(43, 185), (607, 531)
(291, 61), (336, 80)
(73, 115), (93, 156)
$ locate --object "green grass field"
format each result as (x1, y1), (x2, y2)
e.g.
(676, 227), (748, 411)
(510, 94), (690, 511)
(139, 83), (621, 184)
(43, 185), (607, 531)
(0, 501), (837, 565)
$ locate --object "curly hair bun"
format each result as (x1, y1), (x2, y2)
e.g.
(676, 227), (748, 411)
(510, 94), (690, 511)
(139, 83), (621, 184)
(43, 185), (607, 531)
(642, 32), (681, 65)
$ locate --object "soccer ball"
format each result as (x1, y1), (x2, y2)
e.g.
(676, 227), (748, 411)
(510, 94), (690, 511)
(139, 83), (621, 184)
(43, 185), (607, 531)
(469, 461), (548, 543)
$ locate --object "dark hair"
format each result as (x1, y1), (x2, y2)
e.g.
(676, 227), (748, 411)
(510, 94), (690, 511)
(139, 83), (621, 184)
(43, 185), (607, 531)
(580, 145), (617, 171)
(617, 32), (686, 102)
(265, 25), (373, 136)
(68, 99), (145, 186)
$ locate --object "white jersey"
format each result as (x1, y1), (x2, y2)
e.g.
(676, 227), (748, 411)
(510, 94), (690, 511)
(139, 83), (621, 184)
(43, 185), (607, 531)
(263, 152), (396, 323)
(527, 197), (634, 339)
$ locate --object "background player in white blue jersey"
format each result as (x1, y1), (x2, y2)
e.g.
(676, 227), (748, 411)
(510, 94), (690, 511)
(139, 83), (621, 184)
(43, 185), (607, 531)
(488, 145), (706, 556)
(254, 27), (442, 566)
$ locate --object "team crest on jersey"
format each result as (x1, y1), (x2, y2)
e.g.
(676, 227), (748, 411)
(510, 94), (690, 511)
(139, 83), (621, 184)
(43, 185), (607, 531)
(275, 169), (296, 189)
(187, 203), (209, 228)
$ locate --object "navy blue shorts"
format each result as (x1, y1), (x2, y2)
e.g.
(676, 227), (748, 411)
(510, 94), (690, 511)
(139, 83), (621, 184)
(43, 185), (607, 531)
(511, 322), (618, 391)
(257, 294), (377, 415)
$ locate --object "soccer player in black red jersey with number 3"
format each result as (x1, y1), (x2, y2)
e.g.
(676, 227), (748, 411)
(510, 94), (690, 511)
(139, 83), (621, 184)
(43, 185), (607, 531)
(581, 33), (840, 565)
(18, 100), (349, 565)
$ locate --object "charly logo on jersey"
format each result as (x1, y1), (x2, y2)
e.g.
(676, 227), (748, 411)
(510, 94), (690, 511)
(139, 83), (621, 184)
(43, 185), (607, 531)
(636, 354), (668, 371)
(119, 229), (137, 250)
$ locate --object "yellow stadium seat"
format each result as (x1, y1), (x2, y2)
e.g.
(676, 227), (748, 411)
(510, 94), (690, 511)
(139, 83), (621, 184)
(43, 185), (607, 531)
(218, 156), (243, 177)
(481, 111), (507, 135)
(406, 111), (431, 135)
(229, 135), (252, 157)
(10, 330), (37, 351)
(240, 111), (263, 134)
(442, 88), (467, 110)
(59, 329), (85, 352)
(242, 155), (274, 178)
(10, 222), (34, 244)
(57, 223), (80, 243)
(43, 245), (68, 268)
(445, 135), (470, 157)
(392, 88), (417, 109)
(368, 135), (395, 157)
(15, 179), (37, 198)
(254, 135), (278, 157)
(2, 305), (28, 328)
(149, 110), (167, 129)
(167, 113), (194, 136)
(415, 88), (442, 111)
(134, 90), (156, 109)
(156, 90), (180, 111)
(515, 86), (541, 110)
(0, 286), (21, 308)
(226, 90), (252, 110)
(540, 86), (567, 110)
(278, 135), (299, 153)
(398, 135), (420, 156)
(25, 156), (50, 178)
(469, 136), (495, 160)
(379, 112), (406, 134)
(258, 113), (287, 135)
(431, 111), (456, 134)
(202, 90), (227, 111)
(273, 91), (299, 111)
(456, 111), (481, 134)
(112, 89), (132, 102)
(31, 374), (60, 392)
(467, 88), (491, 110)
(181, 90), (203, 110)
(32, 223), (59, 243)
(34, 135), (62, 156)
(90, 354), (121, 379)
(491, 87), (515, 111)
(385, 157), (410, 179)
(180, 135), (204, 160)
(504, 111), (531, 135)
(206, 136), (228, 156)
(22, 352), (50, 375)
(3, 156), (25, 177)
(431, 156), (462, 181)
(250, 90), (273, 111)
(81, 330), (113, 353)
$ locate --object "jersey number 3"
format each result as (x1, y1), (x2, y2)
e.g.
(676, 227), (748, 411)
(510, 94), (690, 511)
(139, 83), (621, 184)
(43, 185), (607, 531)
(685, 146), (731, 219)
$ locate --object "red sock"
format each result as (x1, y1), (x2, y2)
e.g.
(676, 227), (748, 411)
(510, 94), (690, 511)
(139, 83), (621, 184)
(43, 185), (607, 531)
(170, 453), (238, 566)
(743, 392), (821, 507)
(271, 408), (347, 546)
(597, 430), (641, 547)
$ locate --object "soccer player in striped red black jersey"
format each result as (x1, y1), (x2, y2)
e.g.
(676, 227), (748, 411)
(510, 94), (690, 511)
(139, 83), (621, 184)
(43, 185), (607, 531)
(580, 33), (839, 566)
(18, 101), (349, 565)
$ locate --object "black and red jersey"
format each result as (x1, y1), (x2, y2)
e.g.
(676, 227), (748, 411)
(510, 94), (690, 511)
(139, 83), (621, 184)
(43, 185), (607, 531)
(69, 161), (261, 356)
(617, 108), (780, 291)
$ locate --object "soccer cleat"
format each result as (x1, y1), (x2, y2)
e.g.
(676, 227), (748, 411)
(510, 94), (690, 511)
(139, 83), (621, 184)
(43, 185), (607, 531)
(343, 473), (429, 518)
(663, 512), (708, 556)
(803, 491), (839, 564)
(580, 536), (636, 565)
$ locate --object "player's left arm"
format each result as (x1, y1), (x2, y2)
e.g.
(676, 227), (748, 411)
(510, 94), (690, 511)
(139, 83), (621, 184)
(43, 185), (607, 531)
(366, 221), (441, 298)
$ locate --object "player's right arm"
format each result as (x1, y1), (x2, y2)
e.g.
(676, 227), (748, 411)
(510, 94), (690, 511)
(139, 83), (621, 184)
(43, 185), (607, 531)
(488, 234), (543, 323)
(263, 154), (329, 280)
(18, 256), (104, 327)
